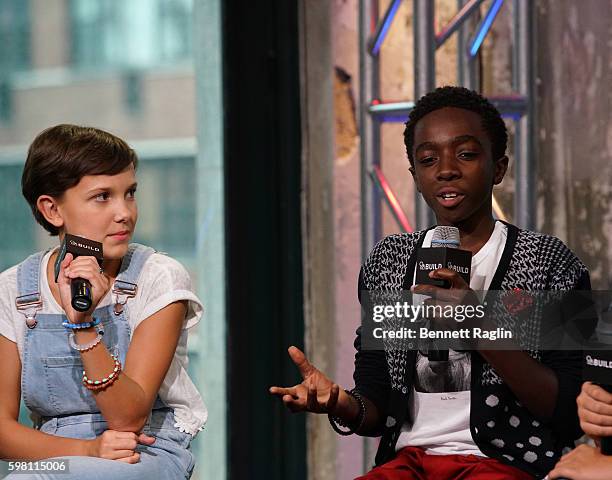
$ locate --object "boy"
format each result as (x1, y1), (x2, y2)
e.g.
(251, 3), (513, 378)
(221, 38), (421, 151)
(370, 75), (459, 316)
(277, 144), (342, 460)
(270, 86), (590, 479)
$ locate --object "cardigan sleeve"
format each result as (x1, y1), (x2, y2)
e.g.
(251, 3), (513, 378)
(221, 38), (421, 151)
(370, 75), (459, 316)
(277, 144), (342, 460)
(352, 232), (422, 438)
(543, 267), (596, 440)
(353, 267), (390, 436)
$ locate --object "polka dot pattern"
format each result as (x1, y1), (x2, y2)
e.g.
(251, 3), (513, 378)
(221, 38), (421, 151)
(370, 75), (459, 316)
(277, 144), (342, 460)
(356, 227), (588, 475)
(523, 451), (538, 463)
(529, 436), (542, 446)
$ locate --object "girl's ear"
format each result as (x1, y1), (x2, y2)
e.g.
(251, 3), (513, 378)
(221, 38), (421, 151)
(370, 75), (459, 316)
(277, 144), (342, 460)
(36, 195), (64, 229)
(409, 166), (421, 192)
(493, 156), (509, 185)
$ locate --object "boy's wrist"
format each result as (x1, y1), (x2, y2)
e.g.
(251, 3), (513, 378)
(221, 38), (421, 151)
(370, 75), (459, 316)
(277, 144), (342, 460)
(332, 389), (361, 424)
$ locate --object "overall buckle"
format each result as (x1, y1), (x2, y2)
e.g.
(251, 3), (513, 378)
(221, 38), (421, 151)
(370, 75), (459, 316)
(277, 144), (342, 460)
(16, 294), (43, 329)
(112, 281), (138, 315)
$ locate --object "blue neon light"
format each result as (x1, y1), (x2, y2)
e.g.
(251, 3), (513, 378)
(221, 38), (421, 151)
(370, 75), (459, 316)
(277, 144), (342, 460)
(381, 115), (409, 123)
(469, 0), (504, 57)
(371, 0), (402, 56)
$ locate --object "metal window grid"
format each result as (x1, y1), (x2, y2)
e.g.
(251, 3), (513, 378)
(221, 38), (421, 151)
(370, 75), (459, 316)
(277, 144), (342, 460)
(359, 0), (536, 262)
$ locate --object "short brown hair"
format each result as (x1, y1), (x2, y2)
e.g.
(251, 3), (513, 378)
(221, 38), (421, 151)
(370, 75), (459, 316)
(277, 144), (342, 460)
(21, 124), (138, 235)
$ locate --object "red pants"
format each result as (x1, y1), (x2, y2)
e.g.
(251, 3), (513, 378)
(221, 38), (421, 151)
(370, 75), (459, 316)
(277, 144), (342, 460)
(356, 447), (534, 480)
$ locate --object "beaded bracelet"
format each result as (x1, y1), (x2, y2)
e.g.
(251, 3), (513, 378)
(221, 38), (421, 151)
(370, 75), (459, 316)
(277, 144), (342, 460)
(82, 354), (122, 391)
(62, 317), (101, 330)
(328, 388), (367, 436)
(69, 324), (105, 352)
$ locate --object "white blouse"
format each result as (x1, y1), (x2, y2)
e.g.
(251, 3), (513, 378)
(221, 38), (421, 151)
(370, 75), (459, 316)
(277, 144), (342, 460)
(0, 248), (208, 436)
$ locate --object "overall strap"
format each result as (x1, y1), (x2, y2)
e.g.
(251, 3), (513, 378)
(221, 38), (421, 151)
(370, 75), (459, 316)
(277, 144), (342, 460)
(15, 250), (49, 329)
(112, 243), (156, 316)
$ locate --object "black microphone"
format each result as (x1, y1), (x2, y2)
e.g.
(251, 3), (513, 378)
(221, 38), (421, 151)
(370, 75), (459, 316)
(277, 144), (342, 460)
(54, 234), (104, 312)
(583, 301), (612, 454)
(415, 226), (472, 361)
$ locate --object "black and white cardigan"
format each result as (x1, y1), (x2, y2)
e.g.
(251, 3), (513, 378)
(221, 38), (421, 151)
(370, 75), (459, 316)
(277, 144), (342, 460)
(353, 222), (593, 478)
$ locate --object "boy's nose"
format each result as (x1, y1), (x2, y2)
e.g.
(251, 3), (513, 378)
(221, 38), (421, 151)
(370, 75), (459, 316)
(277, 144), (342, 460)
(436, 156), (461, 181)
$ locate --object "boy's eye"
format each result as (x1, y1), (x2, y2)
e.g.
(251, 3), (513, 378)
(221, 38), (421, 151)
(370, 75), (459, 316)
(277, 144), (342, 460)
(127, 188), (137, 198)
(419, 156), (436, 165)
(458, 151), (478, 160)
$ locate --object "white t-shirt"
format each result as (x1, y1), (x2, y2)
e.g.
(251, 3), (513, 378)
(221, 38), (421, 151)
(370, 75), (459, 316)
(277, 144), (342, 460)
(0, 248), (208, 436)
(397, 221), (507, 455)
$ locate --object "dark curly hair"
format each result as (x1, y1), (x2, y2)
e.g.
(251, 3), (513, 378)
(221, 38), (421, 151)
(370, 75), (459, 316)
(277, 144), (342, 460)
(22, 124), (138, 236)
(403, 86), (508, 165)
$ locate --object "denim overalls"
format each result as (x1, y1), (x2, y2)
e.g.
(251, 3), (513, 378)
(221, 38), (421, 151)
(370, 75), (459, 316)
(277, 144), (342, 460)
(5, 244), (195, 480)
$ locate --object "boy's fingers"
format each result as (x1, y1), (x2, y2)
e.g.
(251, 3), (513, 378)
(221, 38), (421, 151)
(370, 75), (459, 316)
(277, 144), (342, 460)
(288, 346), (314, 379)
(270, 386), (298, 398)
(306, 380), (318, 411)
(282, 394), (304, 413)
(429, 268), (456, 279)
(411, 284), (438, 295)
(430, 268), (470, 290)
(327, 384), (339, 410)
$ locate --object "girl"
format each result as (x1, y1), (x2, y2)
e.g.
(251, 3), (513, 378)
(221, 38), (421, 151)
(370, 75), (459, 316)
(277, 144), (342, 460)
(0, 125), (207, 479)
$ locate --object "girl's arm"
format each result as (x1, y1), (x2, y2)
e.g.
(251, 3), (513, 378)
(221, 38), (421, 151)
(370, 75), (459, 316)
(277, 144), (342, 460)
(74, 301), (187, 432)
(0, 334), (90, 460)
(57, 254), (189, 432)
(0, 334), (155, 462)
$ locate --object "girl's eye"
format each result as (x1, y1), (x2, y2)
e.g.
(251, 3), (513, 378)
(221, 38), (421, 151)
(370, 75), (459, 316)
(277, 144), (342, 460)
(95, 192), (110, 201)
(127, 188), (137, 199)
(420, 156), (436, 165)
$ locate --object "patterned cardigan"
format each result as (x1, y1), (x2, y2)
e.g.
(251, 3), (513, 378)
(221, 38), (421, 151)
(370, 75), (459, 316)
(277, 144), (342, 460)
(353, 222), (593, 478)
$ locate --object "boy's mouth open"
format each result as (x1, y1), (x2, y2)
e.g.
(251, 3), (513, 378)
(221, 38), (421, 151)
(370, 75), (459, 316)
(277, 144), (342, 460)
(436, 191), (465, 208)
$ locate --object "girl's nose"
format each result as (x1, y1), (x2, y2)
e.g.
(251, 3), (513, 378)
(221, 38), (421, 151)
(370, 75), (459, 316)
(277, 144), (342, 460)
(114, 200), (133, 222)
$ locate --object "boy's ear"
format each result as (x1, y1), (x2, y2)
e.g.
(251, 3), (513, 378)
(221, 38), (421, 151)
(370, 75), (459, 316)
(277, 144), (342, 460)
(493, 155), (509, 185)
(36, 195), (65, 229)
(409, 166), (421, 192)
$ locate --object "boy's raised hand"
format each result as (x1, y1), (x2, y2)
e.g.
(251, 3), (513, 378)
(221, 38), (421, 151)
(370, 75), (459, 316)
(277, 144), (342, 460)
(269, 346), (341, 414)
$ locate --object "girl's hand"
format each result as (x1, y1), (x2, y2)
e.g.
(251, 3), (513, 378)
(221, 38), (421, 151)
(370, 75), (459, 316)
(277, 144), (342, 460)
(548, 444), (612, 480)
(577, 382), (612, 441)
(57, 253), (111, 323)
(86, 430), (156, 463)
